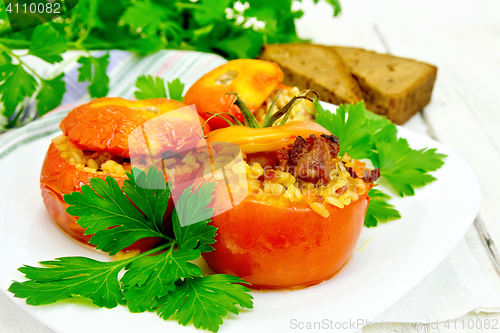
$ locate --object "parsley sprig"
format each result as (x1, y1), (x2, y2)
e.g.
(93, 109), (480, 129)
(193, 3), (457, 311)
(315, 101), (447, 227)
(0, 0), (341, 131)
(9, 167), (253, 332)
(135, 75), (185, 102)
(364, 189), (401, 227)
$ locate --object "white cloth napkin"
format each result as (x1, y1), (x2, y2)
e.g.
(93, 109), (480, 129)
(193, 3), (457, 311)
(2, 238), (500, 333)
(0, 292), (54, 333)
(374, 238), (500, 324)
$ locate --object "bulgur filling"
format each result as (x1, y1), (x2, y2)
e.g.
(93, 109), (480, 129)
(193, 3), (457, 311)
(203, 134), (380, 218)
(53, 133), (214, 182)
(230, 153), (372, 218)
(51, 134), (131, 177)
(53, 131), (379, 219)
(159, 149), (210, 181)
(254, 86), (315, 124)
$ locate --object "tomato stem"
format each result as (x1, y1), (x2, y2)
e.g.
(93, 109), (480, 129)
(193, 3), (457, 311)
(263, 91), (280, 127)
(227, 92), (261, 128)
(205, 112), (243, 127)
(262, 90), (318, 128)
(211, 90), (319, 129)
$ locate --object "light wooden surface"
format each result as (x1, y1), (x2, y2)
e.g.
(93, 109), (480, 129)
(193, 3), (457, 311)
(297, 0), (500, 331)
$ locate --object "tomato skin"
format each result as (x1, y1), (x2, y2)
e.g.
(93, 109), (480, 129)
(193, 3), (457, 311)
(207, 121), (331, 154)
(40, 143), (173, 252)
(43, 97), (210, 253)
(60, 97), (210, 158)
(202, 194), (368, 289)
(184, 59), (284, 129)
(203, 120), (367, 288)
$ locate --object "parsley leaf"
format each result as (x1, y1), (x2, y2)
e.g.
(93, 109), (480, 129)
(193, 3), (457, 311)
(36, 73), (65, 116)
(10, 167), (253, 332)
(123, 167), (171, 233)
(174, 182), (216, 229)
(172, 183), (217, 252)
(64, 169), (170, 255)
(315, 101), (372, 159)
(364, 189), (401, 227)
(124, 282), (176, 313)
(0, 64), (37, 117)
(216, 30), (265, 60)
(120, 0), (173, 39)
(376, 138), (446, 196)
(77, 54), (110, 98)
(121, 181), (217, 314)
(364, 110), (398, 143)
(194, 0), (232, 25)
(28, 25), (67, 64)
(153, 184), (250, 332)
(135, 75), (167, 99)
(0, 51), (11, 68)
(157, 275), (253, 333)
(315, 100), (447, 225)
(76, 56), (92, 82)
(315, 101), (447, 197)
(122, 246), (201, 313)
(121, 247), (201, 291)
(134, 76), (185, 102)
(167, 78), (185, 102)
(8, 257), (127, 308)
(322, 0), (342, 16)
(1, 1), (343, 122)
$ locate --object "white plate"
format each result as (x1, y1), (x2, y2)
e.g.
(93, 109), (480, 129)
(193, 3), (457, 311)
(0, 123), (481, 333)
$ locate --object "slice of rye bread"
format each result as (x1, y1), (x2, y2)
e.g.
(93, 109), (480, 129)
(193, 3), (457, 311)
(259, 44), (363, 105)
(332, 46), (438, 124)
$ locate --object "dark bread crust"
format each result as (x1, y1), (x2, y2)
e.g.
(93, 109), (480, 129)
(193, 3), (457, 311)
(259, 43), (363, 105)
(259, 43), (437, 125)
(333, 46), (438, 125)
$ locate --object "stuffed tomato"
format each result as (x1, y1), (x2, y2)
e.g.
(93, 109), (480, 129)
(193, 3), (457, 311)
(202, 97), (379, 289)
(203, 191), (369, 289)
(40, 97), (210, 254)
(184, 59), (315, 129)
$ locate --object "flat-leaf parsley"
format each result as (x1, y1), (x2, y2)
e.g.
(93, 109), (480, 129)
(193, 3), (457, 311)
(9, 167), (253, 332)
(315, 101), (447, 226)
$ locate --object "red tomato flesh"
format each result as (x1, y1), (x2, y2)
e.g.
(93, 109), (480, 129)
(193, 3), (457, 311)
(202, 194), (368, 289)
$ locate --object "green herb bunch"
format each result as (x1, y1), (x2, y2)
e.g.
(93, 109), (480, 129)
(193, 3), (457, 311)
(9, 167), (253, 332)
(315, 101), (447, 227)
(0, 0), (341, 130)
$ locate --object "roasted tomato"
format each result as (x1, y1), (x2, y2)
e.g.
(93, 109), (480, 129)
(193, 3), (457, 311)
(202, 99), (379, 288)
(202, 194), (368, 289)
(41, 97), (207, 254)
(183, 59), (284, 129)
(207, 120), (330, 154)
(40, 142), (172, 253)
(60, 97), (210, 158)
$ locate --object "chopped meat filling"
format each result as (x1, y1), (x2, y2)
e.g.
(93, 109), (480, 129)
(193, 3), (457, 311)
(277, 134), (340, 185)
(246, 134), (380, 186)
(345, 166), (381, 183)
